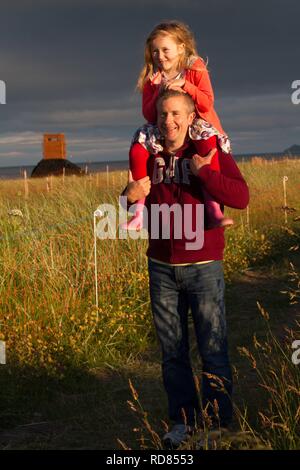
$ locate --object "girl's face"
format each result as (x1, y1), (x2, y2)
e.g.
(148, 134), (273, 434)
(151, 34), (184, 75)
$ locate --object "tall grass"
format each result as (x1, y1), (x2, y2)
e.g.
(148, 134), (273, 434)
(0, 172), (152, 374)
(0, 161), (299, 372)
(0, 159), (299, 449)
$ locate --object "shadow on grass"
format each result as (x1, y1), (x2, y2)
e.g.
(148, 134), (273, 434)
(226, 250), (300, 433)
(0, 358), (166, 450)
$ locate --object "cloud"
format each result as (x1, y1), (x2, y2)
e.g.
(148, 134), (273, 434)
(2, 0), (198, 7)
(216, 92), (300, 153)
(0, 130), (131, 166)
(2, 151), (23, 157)
(0, 0), (299, 166)
(218, 93), (299, 131)
(45, 106), (141, 128)
(0, 131), (41, 146)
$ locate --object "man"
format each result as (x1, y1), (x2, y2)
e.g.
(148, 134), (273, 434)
(124, 90), (249, 448)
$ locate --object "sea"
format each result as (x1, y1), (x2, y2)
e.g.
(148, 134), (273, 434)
(0, 153), (298, 180)
(0, 160), (129, 180)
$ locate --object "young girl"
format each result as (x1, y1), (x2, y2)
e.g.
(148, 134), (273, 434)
(121, 20), (233, 231)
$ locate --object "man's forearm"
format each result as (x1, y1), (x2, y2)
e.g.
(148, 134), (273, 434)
(197, 153), (249, 209)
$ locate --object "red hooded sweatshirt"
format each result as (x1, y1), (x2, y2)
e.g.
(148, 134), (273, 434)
(139, 136), (249, 264)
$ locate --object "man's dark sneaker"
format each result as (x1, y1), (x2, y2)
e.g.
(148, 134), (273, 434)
(162, 424), (194, 449)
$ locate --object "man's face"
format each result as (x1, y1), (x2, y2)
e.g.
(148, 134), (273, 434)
(157, 96), (195, 149)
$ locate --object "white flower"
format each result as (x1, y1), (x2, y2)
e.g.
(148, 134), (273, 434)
(8, 209), (23, 218)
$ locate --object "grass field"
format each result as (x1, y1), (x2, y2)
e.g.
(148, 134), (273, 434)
(0, 158), (299, 450)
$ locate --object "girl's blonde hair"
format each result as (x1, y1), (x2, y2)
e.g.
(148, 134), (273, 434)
(137, 20), (205, 92)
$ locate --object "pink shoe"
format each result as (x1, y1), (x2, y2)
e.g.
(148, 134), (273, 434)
(120, 198), (145, 231)
(120, 211), (144, 231)
(219, 217), (234, 228)
(207, 217), (234, 229)
(203, 189), (234, 229)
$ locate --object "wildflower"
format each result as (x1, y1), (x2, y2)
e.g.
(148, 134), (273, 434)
(127, 400), (137, 412)
(257, 301), (270, 320)
(129, 379), (139, 401)
(8, 209), (23, 217)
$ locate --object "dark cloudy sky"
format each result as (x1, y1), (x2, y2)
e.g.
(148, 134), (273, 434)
(0, 0), (299, 166)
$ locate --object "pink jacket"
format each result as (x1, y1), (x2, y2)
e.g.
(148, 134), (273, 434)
(142, 57), (226, 135)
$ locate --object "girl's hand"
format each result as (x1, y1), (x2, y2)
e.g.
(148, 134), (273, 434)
(165, 77), (186, 90)
(159, 81), (168, 92)
(166, 85), (186, 93)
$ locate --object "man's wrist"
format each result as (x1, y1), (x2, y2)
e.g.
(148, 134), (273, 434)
(197, 164), (211, 180)
(123, 185), (137, 204)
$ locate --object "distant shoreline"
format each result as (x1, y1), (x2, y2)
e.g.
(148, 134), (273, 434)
(0, 154), (299, 180)
(0, 160), (129, 180)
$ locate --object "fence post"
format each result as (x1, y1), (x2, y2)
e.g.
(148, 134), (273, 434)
(283, 176), (288, 224)
(24, 170), (29, 199)
(93, 208), (104, 316)
(246, 205), (250, 228)
(0, 341), (6, 365)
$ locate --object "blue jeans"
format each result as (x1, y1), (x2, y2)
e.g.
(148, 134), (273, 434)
(148, 258), (232, 427)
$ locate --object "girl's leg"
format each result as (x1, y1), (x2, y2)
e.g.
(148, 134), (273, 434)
(120, 142), (149, 231)
(201, 188), (234, 228)
(121, 123), (162, 231)
(129, 142), (149, 180)
(193, 137), (233, 229)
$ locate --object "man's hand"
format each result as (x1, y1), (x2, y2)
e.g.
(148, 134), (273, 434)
(124, 170), (151, 203)
(190, 149), (217, 176)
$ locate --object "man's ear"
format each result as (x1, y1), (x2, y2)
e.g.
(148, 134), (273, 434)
(188, 111), (196, 125)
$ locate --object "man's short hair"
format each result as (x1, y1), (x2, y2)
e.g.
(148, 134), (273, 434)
(156, 89), (195, 114)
